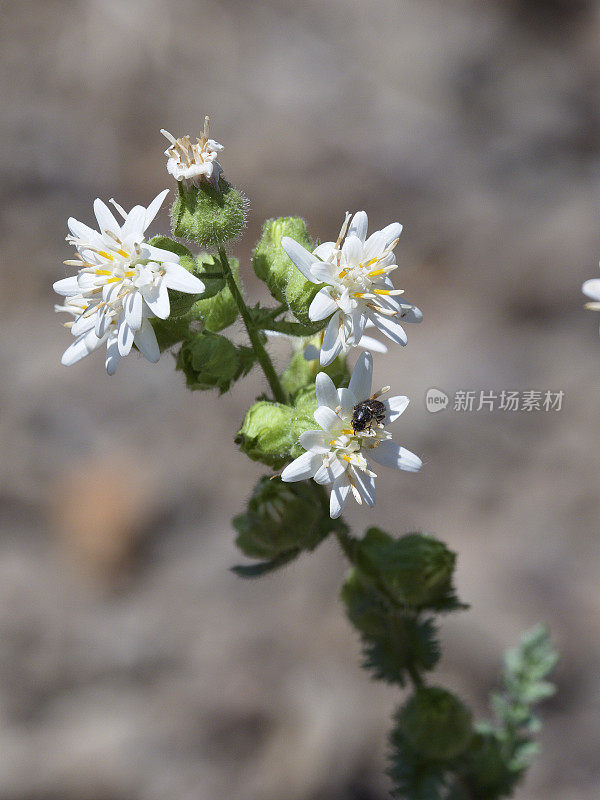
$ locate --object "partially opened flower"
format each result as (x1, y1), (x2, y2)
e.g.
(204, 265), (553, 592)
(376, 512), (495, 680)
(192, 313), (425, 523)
(54, 190), (205, 374)
(281, 352), (422, 518)
(583, 274), (600, 332)
(281, 211), (422, 366)
(161, 117), (224, 188)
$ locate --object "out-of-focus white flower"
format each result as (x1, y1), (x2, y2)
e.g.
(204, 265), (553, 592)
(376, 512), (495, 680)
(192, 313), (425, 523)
(281, 352), (421, 518)
(583, 276), (600, 333)
(54, 190), (205, 374)
(161, 117), (223, 188)
(281, 211), (422, 366)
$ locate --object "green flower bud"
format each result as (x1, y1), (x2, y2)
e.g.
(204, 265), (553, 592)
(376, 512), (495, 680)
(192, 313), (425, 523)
(280, 343), (350, 401)
(148, 236), (204, 318)
(288, 386), (319, 459)
(253, 217), (323, 327)
(397, 687), (473, 761)
(235, 401), (294, 469)
(171, 179), (247, 247)
(194, 253), (226, 299)
(192, 255), (240, 332)
(177, 331), (253, 393)
(355, 529), (462, 610)
(234, 477), (331, 560)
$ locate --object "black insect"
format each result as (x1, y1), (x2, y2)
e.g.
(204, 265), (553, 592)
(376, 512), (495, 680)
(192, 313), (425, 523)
(351, 397), (386, 433)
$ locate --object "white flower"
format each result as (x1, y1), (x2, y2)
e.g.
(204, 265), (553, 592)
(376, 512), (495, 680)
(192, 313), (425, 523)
(161, 116), (223, 188)
(265, 321), (387, 362)
(583, 275), (600, 332)
(281, 352), (422, 518)
(54, 190), (205, 374)
(281, 211), (422, 366)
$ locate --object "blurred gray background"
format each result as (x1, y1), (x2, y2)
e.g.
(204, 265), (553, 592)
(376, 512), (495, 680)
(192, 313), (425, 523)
(1, 0), (600, 797)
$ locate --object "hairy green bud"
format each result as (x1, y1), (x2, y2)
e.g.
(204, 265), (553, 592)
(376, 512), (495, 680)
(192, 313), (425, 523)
(234, 477), (331, 560)
(171, 179), (247, 247)
(280, 343), (350, 401)
(235, 401), (294, 469)
(355, 529), (464, 611)
(177, 331), (254, 393)
(253, 217), (324, 327)
(288, 386), (320, 459)
(398, 687), (473, 761)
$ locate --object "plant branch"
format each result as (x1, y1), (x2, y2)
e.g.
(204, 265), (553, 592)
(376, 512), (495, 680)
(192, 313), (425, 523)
(218, 247), (287, 404)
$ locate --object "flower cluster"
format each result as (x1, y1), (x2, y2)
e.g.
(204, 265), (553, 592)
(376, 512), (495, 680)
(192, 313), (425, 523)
(54, 190), (205, 374)
(282, 353), (421, 517)
(282, 211), (421, 366)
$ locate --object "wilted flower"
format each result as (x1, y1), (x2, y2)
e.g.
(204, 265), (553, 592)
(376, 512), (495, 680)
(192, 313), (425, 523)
(161, 117), (224, 188)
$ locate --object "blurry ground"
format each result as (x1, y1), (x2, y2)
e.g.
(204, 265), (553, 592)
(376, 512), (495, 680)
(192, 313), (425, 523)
(1, 0), (600, 798)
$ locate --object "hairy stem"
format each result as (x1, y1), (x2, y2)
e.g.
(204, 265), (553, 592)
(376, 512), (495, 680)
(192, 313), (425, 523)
(218, 247), (287, 404)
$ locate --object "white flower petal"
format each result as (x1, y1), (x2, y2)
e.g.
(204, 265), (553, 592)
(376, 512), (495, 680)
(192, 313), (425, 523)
(303, 344), (320, 361)
(163, 263), (205, 293)
(134, 318), (160, 363)
(368, 440), (422, 472)
(338, 388), (357, 417)
(314, 405), (343, 434)
(281, 237), (321, 284)
(281, 451), (322, 482)
(298, 430), (330, 453)
(310, 262), (337, 285)
(349, 351), (373, 401)
(583, 278), (600, 301)
(61, 329), (105, 366)
(383, 396), (409, 423)
(143, 279), (170, 319)
(330, 475), (351, 518)
(348, 211), (368, 243)
(309, 289), (338, 321)
(105, 331), (121, 375)
(369, 312), (408, 346)
(120, 205), (146, 240)
(359, 334), (387, 354)
(349, 466), (376, 506)
(341, 234), (363, 266)
(314, 457), (346, 485)
(93, 198), (120, 236)
(53, 276), (81, 296)
(67, 217), (105, 248)
(144, 189), (169, 230)
(320, 312), (344, 366)
(124, 290), (143, 331)
(313, 242), (336, 261)
(118, 319), (135, 356)
(315, 372), (339, 410)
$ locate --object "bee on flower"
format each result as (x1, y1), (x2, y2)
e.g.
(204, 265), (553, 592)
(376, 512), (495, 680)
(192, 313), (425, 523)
(281, 211), (422, 366)
(53, 190), (205, 374)
(281, 352), (422, 518)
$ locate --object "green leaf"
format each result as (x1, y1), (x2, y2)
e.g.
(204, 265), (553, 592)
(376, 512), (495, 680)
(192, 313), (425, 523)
(177, 330), (255, 393)
(192, 254), (241, 332)
(231, 549), (301, 578)
(353, 529), (467, 612)
(341, 569), (441, 685)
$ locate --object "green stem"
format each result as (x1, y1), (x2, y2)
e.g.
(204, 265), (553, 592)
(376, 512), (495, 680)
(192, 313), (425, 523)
(218, 247), (287, 404)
